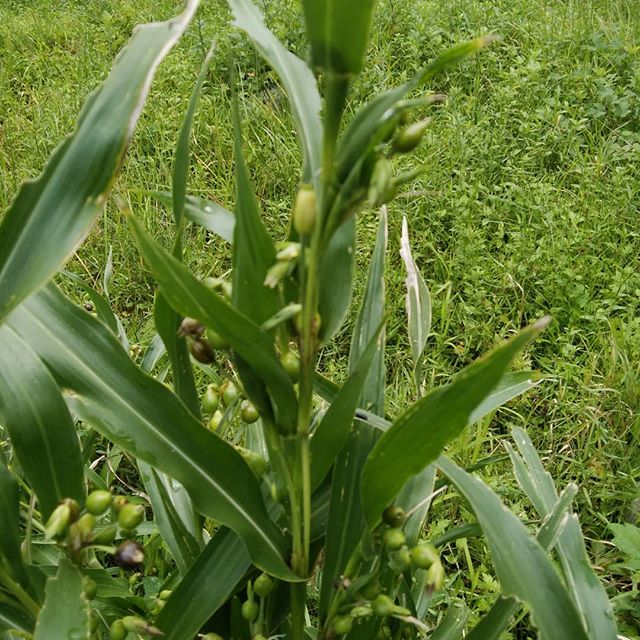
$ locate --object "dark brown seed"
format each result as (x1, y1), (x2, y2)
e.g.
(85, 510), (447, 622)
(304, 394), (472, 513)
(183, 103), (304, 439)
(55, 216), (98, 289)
(114, 541), (144, 569)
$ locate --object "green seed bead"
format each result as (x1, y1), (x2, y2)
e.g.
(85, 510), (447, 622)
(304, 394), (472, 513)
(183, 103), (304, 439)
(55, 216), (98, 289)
(109, 620), (127, 640)
(85, 490), (113, 516)
(360, 581), (381, 601)
(372, 595), (396, 617)
(159, 589), (172, 601)
(333, 615), (353, 635)
(241, 599), (259, 621)
(93, 524), (117, 545)
(426, 560), (445, 592)
(202, 384), (220, 414)
(220, 380), (240, 407)
(240, 400), (259, 424)
(208, 410), (224, 432)
(207, 329), (228, 350)
(281, 351), (299, 381)
(293, 186), (316, 235)
(392, 119), (430, 153)
(76, 513), (96, 536)
(410, 543), (439, 569)
(44, 503), (71, 540)
(201, 635), (224, 640)
(395, 546), (412, 571)
(253, 573), (274, 598)
(112, 495), (128, 513)
(82, 576), (98, 600)
(118, 503), (144, 530)
(382, 505), (405, 528)
(383, 527), (406, 551)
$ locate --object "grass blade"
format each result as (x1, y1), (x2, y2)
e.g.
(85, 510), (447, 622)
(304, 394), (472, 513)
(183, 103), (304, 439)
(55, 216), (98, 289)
(0, 0), (199, 324)
(0, 459), (28, 587)
(6, 286), (295, 580)
(361, 318), (549, 527)
(0, 325), (84, 518)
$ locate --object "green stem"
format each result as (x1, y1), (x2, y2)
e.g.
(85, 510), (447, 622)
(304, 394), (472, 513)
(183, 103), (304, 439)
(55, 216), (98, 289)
(0, 567), (40, 618)
(290, 581), (306, 640)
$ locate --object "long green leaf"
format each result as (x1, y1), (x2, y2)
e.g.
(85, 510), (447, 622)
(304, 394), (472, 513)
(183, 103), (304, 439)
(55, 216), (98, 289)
(361, 319), (549, 526)
(138, 462), (202, 575)
(6, 286), (295, 580)
(400, 216), (431, 389)
(436, 456), (589, 640)
(349, 207), (387, 413)
(430, 602), (470, 640)
(0, 460), (28, 586)
(127, 214), (298, 433)
(302, 0), (377, 75)
(0, 325), (83, 518)
(33, 559), (89, 640)
(0, 0), (199, 324)
(228, 0), (322, 182)
(509, 428), (617, 639)
(310, 322), (383, 491)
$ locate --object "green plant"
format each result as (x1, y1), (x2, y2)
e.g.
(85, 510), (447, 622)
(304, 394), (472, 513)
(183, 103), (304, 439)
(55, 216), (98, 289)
(0, 0), (620, 638)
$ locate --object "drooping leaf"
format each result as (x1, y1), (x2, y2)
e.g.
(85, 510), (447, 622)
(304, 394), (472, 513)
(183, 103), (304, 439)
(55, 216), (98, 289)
(227, 0), (322, 183)
(302, 0), (377, 75)
(508, 427), (617, 639)
(0, 459), (28, 586)
(310, 321), (383, 491)
(396, 465), (436, 547)
(33, 558), (89, 640)
(349, 207), (387, 413)
(318, 216), (356, 345)
(0, 325), (83, 518)
(6, 286), (295, 580)
(138, 462), (202, 575)
(436, 455), (589, 640)
(0, 0), (199, 324)
(361, 318), (549, 526)
(126, 214), (298, 433)
(399, 216), (431, 389)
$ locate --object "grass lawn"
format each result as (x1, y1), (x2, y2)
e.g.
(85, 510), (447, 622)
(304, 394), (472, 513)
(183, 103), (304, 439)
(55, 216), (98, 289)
(1, 0), (639, 634)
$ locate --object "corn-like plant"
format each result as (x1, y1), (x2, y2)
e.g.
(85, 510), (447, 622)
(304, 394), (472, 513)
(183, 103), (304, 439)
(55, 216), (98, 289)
(0, 1), (619, 639)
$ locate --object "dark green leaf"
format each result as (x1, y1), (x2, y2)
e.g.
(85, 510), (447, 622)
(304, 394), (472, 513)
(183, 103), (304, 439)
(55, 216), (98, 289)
(0, 1), (199, 324)
(156, 527), (249, 639)
(361, 319), (549, 526)
(310, 321), (383, 491)
(228, 0), (322, 182)
(0, 460), (28, 586)
(302, 0), (377, 75)
(127, 214), (298, 433)
(396, 465), (436, 547)
(6, 286), (295, 580)
(0, 325), (83, 518)
(0, 601), (34, 635)
(430, 602), (470, 640)
(436, 456), (589, 640)
(33, 558), (89, 640)
(349, 207), (387, 414)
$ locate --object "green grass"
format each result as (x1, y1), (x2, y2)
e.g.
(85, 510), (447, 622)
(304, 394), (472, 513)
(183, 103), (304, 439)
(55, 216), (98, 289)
(1, 0), (639, 634)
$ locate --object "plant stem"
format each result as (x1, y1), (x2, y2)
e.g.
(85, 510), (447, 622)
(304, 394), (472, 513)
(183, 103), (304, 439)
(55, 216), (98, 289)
(290, 581), (306, 640)
(0, 567), (40, 618)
